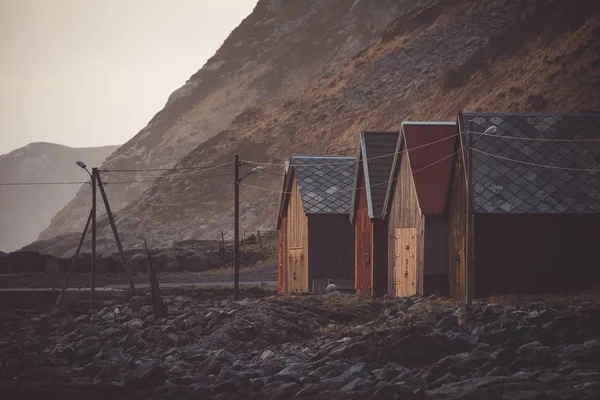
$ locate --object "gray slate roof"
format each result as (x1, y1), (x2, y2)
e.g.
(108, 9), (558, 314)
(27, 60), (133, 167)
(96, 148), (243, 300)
(462, 113), (600, 214)
(290, 155), (356, 215)
(352, 131), (400, 220)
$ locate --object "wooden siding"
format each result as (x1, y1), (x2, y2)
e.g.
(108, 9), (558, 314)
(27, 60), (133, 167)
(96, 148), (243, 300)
(387, 149), (425, 296)
(285, 178), (309, 292)
(475, 214), (600, 297)
(308, 214), (355, 289)
(448, 147), (467, 301)
(355, 171), (374, 296)
(423, 215), (449, 296)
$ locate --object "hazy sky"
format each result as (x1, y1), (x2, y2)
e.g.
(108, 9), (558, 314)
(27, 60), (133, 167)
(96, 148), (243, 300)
(0, 0), (258, 155)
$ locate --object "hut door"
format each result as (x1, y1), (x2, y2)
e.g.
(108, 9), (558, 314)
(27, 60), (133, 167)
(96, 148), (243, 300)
(450, 236), (465, 300)
(356, 209), (373, 296)
(395, 228), (417, 297)
(278, 218), (287, 293)
(288, 249), (305, 293)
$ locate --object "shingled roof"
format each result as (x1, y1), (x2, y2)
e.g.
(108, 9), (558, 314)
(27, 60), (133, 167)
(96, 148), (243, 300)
(286, 155), (356, 215)
(350, 131), (400, 221)
(460, 113), (600, 214)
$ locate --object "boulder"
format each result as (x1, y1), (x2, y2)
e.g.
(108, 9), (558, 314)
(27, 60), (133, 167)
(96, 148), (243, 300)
(124, 364), (166, 390)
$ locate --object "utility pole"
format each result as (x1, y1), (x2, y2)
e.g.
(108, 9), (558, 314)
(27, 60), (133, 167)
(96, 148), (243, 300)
(90, 167), (97, 308)
(96, 171), (136, 295)
(233, 154), (240, 301)
(465, 120), (473, 305)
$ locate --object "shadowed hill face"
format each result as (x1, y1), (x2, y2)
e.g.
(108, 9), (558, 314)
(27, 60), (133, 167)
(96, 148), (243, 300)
(35, 0), (600, 253)
(0, 143), (118, 252)
(38, 0), (411, 243)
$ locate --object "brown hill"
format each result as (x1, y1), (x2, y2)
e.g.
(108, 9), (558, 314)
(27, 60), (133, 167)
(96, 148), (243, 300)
(38, 0), (412, 244)
(37, 0), (600, 254)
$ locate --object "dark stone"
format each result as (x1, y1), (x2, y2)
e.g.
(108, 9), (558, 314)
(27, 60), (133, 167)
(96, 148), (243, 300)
(377, 362), (410, 382)
(491, 348), (517, 366)
(198, 356), (222, 376)
(216, 369), (250, 388)
(124, 364), (166, 390)
(212, 380), (242, 395)
(486, 366), (510, 376)
(371, 383), (414, 400)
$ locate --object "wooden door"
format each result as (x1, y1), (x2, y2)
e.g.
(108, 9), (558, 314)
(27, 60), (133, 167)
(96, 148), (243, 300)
(355, 209), (373, 295)
(395, 228), (417, 297)
(278, 218), (287, 293)
(288, 248), (305, 292)
(450, 236), (465, 300)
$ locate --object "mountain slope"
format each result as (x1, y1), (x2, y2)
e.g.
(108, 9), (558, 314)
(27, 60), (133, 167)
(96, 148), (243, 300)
(113, 0), (600, 246)
(36, 0), (600, 254)
(0, 143), (118, 252)
(39, 0), (412, 242)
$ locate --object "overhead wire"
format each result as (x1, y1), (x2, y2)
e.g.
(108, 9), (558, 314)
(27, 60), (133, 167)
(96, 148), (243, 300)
(100, 161), (233, 173)
(118, 185), (231, 207)
(241, 147), (461, 196)
(0, 181), (89, 186)
(470, 147), (600, 173)
(242, 134), (460, 167)
(469, 130), (600, 142)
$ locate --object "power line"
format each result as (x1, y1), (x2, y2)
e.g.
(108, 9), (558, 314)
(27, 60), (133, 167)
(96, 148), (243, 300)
(0, 181), (89, 186)
(469, 131), (600, 142)
(470, 147), (600, 173)
(241, 148), (460, 196)
(118, 186), (231, 207)
(242, 134), (459, 167)
(100, 161), (233, 173)
(104, 172), (235, 185)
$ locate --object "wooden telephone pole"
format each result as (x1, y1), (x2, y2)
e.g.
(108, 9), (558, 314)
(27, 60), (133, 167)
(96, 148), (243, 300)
(233, 154), (240, 301)
(54, 166), (136, 312)
(465, 119), (473, 306)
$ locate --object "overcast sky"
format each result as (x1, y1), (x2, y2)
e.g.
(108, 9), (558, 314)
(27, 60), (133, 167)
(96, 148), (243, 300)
(0, 0), (258, 155)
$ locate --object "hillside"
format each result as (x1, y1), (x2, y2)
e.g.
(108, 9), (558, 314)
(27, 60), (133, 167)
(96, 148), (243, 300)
(39, 0), (410, 244)
(38, 0), (600, 253)
(0, 143), (118, 252)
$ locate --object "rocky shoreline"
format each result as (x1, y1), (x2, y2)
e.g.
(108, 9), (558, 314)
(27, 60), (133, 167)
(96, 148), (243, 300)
(2, 289), (600, 399)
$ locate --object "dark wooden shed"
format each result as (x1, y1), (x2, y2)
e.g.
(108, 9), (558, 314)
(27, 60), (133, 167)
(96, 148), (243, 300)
(384, 121), (456, 297)
(277, 155), (356, 293)
(350, 131), (400, 296)
(448, 112), (600, 300)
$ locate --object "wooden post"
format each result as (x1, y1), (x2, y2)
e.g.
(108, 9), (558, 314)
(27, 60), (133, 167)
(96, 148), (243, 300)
(465, 120), (473, 305)
(90, 168), (97, 309)
(257, 230), (263, 251)
(234, 154), (240, 301)
(95, 171), (136, 296)
(54, 208), (93, 311)
(144, 239), (167, 318)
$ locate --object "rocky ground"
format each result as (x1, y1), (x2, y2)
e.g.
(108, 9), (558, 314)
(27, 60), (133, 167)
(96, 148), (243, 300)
(2, 288), (600, 399)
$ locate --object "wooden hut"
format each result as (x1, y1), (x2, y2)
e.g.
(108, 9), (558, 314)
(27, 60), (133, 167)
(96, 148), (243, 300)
(448, 112), (600, 300)
(277, 155), (356, 293)
(384, 121), (457, 297)
(349, 131), (400, 296)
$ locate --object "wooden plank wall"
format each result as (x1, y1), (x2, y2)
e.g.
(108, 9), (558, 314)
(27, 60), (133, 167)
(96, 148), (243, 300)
(448, 149), (467, 301)
(387, 149), (425, 296)
(355, 171), (374, 296)
(308, 214), (355, 287)
(286, 178), (309, 292)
